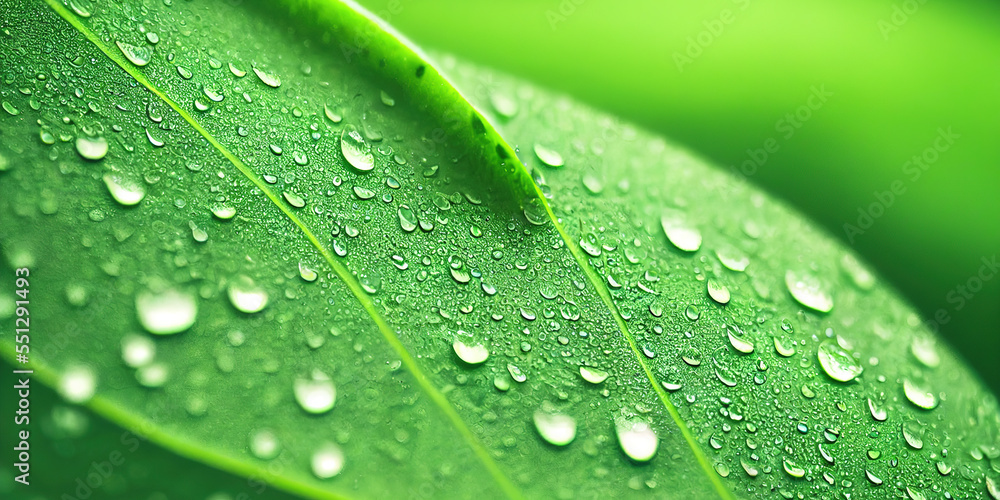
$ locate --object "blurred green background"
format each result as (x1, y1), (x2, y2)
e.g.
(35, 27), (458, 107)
(355, 0), (1000, 393)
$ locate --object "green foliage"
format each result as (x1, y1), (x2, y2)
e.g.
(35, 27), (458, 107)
(1, 1), (998, 499)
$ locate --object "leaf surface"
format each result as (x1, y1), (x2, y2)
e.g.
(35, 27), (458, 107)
(1, 1), (999, 500)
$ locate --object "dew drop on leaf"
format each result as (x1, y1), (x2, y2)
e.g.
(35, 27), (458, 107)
(228, 275), (269, 313)
(340, 124), (374, 172)
(293, 370), (336, 414)
(103, 173), (145, 206)
(534, 143), (564, 167)
(298, 262), (318, 282)
(453, 340), (489, 365)
(785, 269), (833, 313)
(121, 334), (155, 368)
(252, 66), (281, 88)
(522, 198), (549, 225)
(817, 339), (863, 382)
(533, 408), (576, 447)
(311, 442), (345, 479)
(136, 288), (197, 335)
(615, 418), (658, 462)
(115, 40), (151, 66)
(58, 365), (96, 404)
(136, 362), (169, 388)
(660, 214), (701, 252)
(707, 279), (731, 305)
(397, 205), (417, 232)
(250, 429), (280, 460)
(75, 136), (108, 160)
(579, 366), (608, 384)
(903, 378), (938, 410)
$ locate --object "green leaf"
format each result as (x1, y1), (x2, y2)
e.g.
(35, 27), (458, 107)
(1, 1), (999, 500)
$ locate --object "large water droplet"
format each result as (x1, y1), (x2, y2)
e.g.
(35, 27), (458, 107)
(726, 325), (754, 354)
(252, 67), (281, 88)
(817, 339), (862, 382)
(579, 366), (608, 384)
(294, 370), (336, 414)
(707, 279), (731, 305)
(534, 143), (564, 168)
(116, 41), (151, 66)
(616, 418), (658, 462)
(59, 365), (96, 403)
(453, 340), (489, 365)
(785, 270), (833, 313)
(910, 336), (940, 368)
(533, 407), (576, 446)
(660, 214), (701, 252)
(340, 125), (374, 172)
(136, 288), (197, 335)
(228, 276), (268, 313)
(522, 198), (549, 225)
(311, 442), (345, 479)
(903, 378), (937, 409)
(76, 136), (108, 160)
(103, 173), (145, 206)
(783, 458), (805, 478)
(716, 245), (749, 272)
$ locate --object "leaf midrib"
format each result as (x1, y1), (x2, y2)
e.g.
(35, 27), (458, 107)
(40, 1), (522, 499)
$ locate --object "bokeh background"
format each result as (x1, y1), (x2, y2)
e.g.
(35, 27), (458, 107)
(355, 0), (1000, 393)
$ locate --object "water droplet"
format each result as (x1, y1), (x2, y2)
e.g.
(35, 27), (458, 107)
(136, 362), (168, 388)
(773, 337), (795, 357)
(228, 275), (269, 313)
(353, 186), (375, 200)
(841, 253), (875, 290)
(714, 462), (730, 478)
(250, 429), (280, 460)
(726, 325), (754, 354)
(907, 486), (927, 500)
(868, 398), (887, 421)
(282, 191), (305, 208)
(68, 0), (92, 17)
(817, 339), (862, 382)
(59, 365), (96, 403)
(660, 214), (701, 252)
(324, 104), (342, 123)
(103, 173), (145, 206)
(579, 366), (608, 384)
(783, 458), (805, 478)
(741, 459), (759, 477)
(311, 442), (345, 479)
(866, 469), (883, 486)
(902, 423), (923, 449)
(229, 62), (247, 77)
(340, 125), (374, 172)
(616, 418), (658, 462)
(534, 143), (564, 167)
(397, 205), (417, 232)
(2, 101), (19, 116)
(252, 67), (281, 88)
(380, 90), (395, 106)
(145, 128), (164, 147)
(75, 136), (108, 160)
(211, 204), (237, 220)
(522, 198), (549, 225)
(785, 270), (833, 313)
(136, 288), (197, 335)
(116, 41), (152, 66)
(121, 334), (155, 368)
(176, 65), (193, 79)
(293, 370), (336, 414)
(910, 336), (940, 368)
(489, 91), (518, 118)
(707, 279), (731, 305)
(453, 340), (489, 365)
(986, 476), (999, 499)
(716, 245), (749, 272)
(507, 363), (527, 383)
(903, 378), (937, 410)
(533, 407), (576, 446)
(299, 262), (318, 282)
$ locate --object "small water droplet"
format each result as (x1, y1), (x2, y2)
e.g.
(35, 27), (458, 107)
(783, 458), (805, 478)
(397, 205), (417, 232)
(211, 204), (237, 220)
(250, 429), (280, 460)
(324, 104), (342, 123)
(522, 198), (549, 225)
(340, 125), (374, 172)
(136, 288), (197, 335)
(293, 370), (336, 414)
(910, 336), (940, 368)
(282, 191), (305, 208)
(708, 279), (731, 305)
(229, 62), (247, 77)
(817, 339), (862, 382)
(726, 325), (754, 354)
(868, 398), (888, 421)
(866, 469), (883, 486)
(507, 363), (527, 383)
(2, 101), (19, 116)
(902, 423), (923, 449)
(121, 334), (155, 368)
(228, 276), (268, 313)
(299, 262), (318, 282)
(716, 245), (749, 272)
(176, 65), (193, 79)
